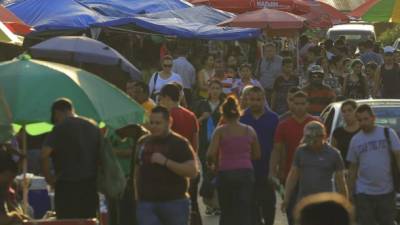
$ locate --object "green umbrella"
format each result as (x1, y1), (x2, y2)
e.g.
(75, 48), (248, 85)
(0, 55), (145, 213)
(0, 93), (13, 143)
(0, 55), (145, 135)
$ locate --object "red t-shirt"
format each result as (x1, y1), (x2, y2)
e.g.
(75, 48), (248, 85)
(274, 115), (318, 179)
(170, 107), (199, 150)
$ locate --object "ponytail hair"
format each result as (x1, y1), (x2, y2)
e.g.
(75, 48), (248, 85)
(221, 96), (241, 120)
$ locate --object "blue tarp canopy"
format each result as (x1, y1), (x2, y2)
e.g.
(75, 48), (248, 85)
(3, 0), (110, 32)
(97, 17), (261, 40)
(77, 0), (192, 17)
(2, 0), (260, 40)
(145, 5), (234, 25)
(94, 6), (261, 40)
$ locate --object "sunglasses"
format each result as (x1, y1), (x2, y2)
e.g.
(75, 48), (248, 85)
(163, 64), (173, 68)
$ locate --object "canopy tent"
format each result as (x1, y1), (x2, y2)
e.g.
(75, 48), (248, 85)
(93, 6), (261, 40)
(95, 16), (261, 40)
(3, 0), (260, 40)
(3, 0), (110, 32)
(0, 5), (32, 35)
(145, 5), (234, 25)
(77, 0), (192, 17)
(190, 0), (349, 28)
(0, 20), (22, 45)
(348, 0), (400, 23)
(81, 2), (258, 40)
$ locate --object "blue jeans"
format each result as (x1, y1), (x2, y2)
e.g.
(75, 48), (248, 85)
(217, 169), (254, 225)
(355, 192), (396, 225)
(137, 198), (191, 225)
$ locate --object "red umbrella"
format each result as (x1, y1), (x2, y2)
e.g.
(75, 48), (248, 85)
(219, 8), (306, 36)
(0, 5), (33, 35)
(190, 0), (294, 14)
(291, 1), (349, 28)
(190, 0), (349, 28)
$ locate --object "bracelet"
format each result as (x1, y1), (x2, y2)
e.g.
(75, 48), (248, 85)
(164, 158), (169, 167)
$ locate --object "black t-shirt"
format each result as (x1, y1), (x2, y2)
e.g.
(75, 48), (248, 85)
(44, 117), (101, 181)
(136, 132), (195, 202)
(194, 99), (222, 154)
(332, 127), (360, 167)
(381, 63), (400, 98)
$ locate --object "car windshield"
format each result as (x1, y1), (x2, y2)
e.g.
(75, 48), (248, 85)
(329, 31), (373, 43)
(336, 106), (400, 135)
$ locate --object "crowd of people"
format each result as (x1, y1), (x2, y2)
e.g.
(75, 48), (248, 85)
(1, 34), (400, 225)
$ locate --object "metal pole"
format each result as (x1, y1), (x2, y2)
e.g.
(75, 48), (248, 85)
(22, 127), (28, 214)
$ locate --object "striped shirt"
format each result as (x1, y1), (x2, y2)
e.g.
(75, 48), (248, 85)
(303, 85), (336, 116)
(221, 78), (235, 95)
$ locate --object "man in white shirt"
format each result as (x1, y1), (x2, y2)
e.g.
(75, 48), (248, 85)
(172, 48), (196, 106)
(348, 104), (400, 225)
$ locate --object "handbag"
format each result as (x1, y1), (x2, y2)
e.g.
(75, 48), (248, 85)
(97, 137), (127, 200)
(384, 127), (400, 192)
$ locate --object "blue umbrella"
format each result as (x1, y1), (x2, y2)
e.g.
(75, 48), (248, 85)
(29, 36), (142, 80)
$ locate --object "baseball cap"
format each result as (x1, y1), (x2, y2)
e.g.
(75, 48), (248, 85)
(308, 65), (324, 74)
(383, 46), (395, 54)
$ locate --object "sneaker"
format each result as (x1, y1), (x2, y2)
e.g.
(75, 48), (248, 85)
(205, 207), (214, 216)
(213, 208), (221, 216)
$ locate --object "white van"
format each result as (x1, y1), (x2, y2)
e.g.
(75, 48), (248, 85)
(326, 23), (376, 45)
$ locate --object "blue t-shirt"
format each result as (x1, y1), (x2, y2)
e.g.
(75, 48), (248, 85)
(347, 126), (400, 195)
(240, 108), (279, 181)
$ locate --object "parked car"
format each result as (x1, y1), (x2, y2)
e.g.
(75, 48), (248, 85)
(320, 99), (400, 222)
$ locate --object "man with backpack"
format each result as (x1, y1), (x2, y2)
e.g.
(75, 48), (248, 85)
(347, 104), (400, 225)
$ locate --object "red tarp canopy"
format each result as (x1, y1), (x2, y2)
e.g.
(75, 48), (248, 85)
(219, 8), (306, 36)
(0, 5), (32, 35)
(190, 0), (349, 28)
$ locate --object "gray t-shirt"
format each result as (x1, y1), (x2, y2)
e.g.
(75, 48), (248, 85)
(347, 126), (400, 195)
(294, 144), (344, 200)
(259, 55), (283, 90)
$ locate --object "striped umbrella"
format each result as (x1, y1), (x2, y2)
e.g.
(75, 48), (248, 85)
(349, 0), (400, 23)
